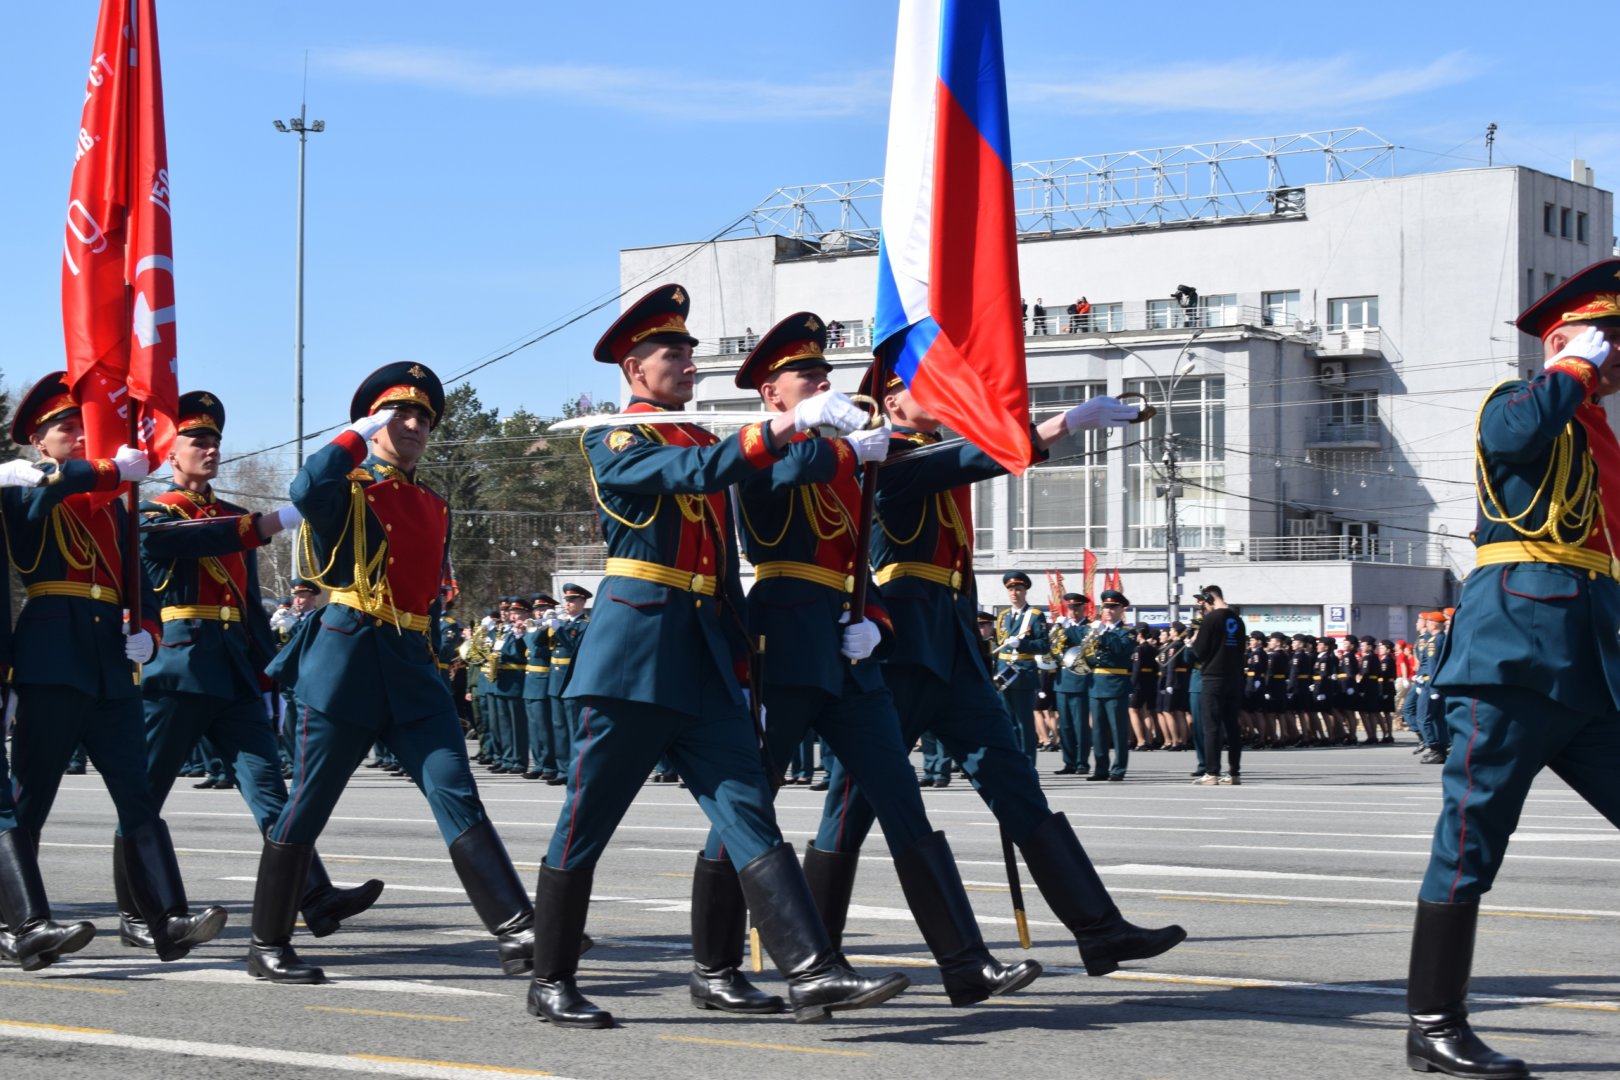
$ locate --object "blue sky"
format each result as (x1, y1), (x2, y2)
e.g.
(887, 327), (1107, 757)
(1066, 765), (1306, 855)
(2, 1), (1615, 468)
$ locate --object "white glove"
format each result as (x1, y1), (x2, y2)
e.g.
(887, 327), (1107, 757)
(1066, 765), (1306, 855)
(838, 612), (881, 661)
(113, 445), (151, 482)
(1053, 615), (1070, 627)
(273, 505), (303, 532)
(793, 390), (867, 435)
(542, 612), (562, 629)
(125, 628), (155, 664)
(1062, 396), (1139, 432)
(1547, 326), (1612, 371)
(844, 423), (891, 465)
(1002, 636), (1024, 652)
(0, 459), (43, 488)
(346, 408), (396, 441)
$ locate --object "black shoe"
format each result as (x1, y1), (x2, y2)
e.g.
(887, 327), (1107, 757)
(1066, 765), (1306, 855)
(363, 760), (384, 769)
(192, 778), (218, 789)
(301, 853), (384, 938)
(246, 839), (324, 984)
(933, 777), (951, 788)
(449, 820), (536, 975)
(1406, 899), (1528, 1078)
(0, 830), (97, 971)
(802, 843), (860, 951)
(1107, 775), (1124, 781)
(1084, 772), (1109, 781)
(523, 771), (542, 780)
(808, 780), (829, 792)
(541, 773), (559, 784)
(1052, 766), (1077, 775)
(64, 764), (86, 776)
(689, 854), (785, 1014)
(1419, 748), (1447, 765)
(918, 776), (934, 788)
(111, 834), (155, 950)
(123, 819), (227, 962)
(893, 832), (1041, 1006)
(1018, 812), (1186, 976)
(527, 863), (611, 1028)
(739, 844), (909, 1023)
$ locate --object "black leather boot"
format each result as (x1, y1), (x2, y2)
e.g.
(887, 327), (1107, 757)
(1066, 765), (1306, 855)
(1018, 812), (1185, 975)
(112, 834), (154, 949)
(893, 831), (1042, 1006)
(802, 842), (860, 952)
(246, 839), (324, 983)
(301, 851), (385, 938)
(123, 819), (227, 962)
(526, 863), (611, 1028)
(738, 843), (909, 1023)
(1406, 900), (1528, 1078)
(448, 820), (536, 975)
(0, 828), (95, 972)
(689, 853), (784, 1013)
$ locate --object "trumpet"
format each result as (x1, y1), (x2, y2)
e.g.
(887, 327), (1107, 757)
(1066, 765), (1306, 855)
(1061, 645), (1091, 675)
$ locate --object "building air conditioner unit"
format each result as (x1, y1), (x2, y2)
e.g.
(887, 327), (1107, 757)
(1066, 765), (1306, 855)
(1319, 360), (1347, 385)
(1285, 518), (1317, 538)
(1312, 512), (1333, 531)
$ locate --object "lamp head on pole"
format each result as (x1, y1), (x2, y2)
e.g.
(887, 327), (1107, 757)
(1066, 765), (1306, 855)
(272, 120), (289, 132)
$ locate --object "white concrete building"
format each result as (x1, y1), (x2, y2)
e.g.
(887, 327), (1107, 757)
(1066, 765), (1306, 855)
(607, 130), (1615, 639)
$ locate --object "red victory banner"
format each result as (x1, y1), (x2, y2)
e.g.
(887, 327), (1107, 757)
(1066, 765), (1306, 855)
(62, 0), (179, 472)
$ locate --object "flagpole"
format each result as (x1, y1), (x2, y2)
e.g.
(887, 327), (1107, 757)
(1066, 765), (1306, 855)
(845, 353), (887, 630)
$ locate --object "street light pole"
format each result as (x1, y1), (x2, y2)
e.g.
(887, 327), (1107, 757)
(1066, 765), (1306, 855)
(273, 103), (324, 468)
(1148, 332), (1201, 624)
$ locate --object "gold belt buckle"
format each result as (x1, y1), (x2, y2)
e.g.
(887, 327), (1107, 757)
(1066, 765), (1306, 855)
(90, 584), (102, 601)
(220, 606), (233, 622)
(843, 574), (855, 592)
(691, 572), (713, 595)
(950, 570), (962, 589)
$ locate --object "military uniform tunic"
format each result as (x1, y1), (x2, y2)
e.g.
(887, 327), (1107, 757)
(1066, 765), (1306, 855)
(994, 603), (1049, 762)
(1084, 624), (1136, 778)
(1050, 619), (1092, 773)
(521, 625), (556, 778)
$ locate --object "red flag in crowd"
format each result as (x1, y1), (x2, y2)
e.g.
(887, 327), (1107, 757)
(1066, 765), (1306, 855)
(62, 0), (179, 471)
(1081, 549), (1097, 618)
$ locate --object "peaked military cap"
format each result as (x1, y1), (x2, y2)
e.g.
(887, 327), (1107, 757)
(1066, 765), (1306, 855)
(595, 283), (699, 365)
(1062, 592), (1089, 603)
(858, 364), (906, 400)
(1001, 571), (1033, 588)
(177, 390), (225, 437)
(290, 576), (320, 595)
(1099, 589), (1129, 606)
(350, 361), (445, 429)
(1515, 258), (1620, 340)
(561, 582), (592, 600)
(734, 312), (832, 391)
(975, 610), (995, 624)
(11, 371), (78, 445)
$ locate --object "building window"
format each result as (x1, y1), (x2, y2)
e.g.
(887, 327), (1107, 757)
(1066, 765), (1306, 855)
(1090, 302), (1125, 331)
(1201, 293), (1239, 327)
(1577, 212), (1590, 244)
(1544, 272), (1558, 293)
(1327, 296), (1378, 330)
(1008, 383), (1109, 550)
(1561, 207), (1573, 239)
(1325, 390), (1377, 425)
(698, 397), (760, 413)
(1544, 203), (1557, 234)
(1123, 376), (1226, 550)
(1263, 290), (1301, 327)
(1146, 299), (1177, 330)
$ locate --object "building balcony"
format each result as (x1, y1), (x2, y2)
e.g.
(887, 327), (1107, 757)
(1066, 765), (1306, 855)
(553, 543), (608, 574)
(1306, 417), (1383, 449)
(1237, 535), (1443, 566)
(1309, 325), (1383, 359)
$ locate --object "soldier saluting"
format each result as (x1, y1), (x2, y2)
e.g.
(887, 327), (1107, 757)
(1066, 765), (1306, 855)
(1403, 262), (1620, 1079)
(533, 285), (908, 1029)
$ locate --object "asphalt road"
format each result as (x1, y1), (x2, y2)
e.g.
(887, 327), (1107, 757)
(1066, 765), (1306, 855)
(3, 738), (1616, 1080)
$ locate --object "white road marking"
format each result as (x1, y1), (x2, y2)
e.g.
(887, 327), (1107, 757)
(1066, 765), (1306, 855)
(0, 1022), (563, 1079)
(1102, 887), (1620, 918)
(1205, 844), (1620, 863)
(31, 957), (500, 997)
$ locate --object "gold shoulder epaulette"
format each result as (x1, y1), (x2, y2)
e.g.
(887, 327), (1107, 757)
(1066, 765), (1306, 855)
(346, 467), (372, 482)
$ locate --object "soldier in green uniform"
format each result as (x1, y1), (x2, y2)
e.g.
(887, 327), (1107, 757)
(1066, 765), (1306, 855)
(488, 602), (529, 774)
(545, 584), (592, 783)
(1404, 263), (1620, 1079)
(1085, 590), (1138, 781)
(123, 391), (383, 952)
(522, 595), (557, 781)
(993, 571), (1049, 762)
(531, 285), (908, 1028)
(250, 362), (538, 985)
(1050, 592), (1092, 776)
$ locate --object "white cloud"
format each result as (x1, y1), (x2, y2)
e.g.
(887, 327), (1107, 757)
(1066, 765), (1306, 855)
(319, 45), (885, 121)
(1017, 52), (1478, 115)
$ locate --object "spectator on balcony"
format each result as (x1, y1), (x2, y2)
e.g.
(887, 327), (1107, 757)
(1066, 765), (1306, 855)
(1032, 298), (1049, 335)
(826, 320), (845, 348)
(1173, 285), (1199, 328)
(1067, 297), (1092, 333)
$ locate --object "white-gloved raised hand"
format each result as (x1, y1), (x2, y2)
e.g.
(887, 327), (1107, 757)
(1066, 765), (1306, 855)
(793, 390), (868, 435)
(1002, 636), (1024, 652)
(125, 628), (155, 664)
(346, 408), (396, 441)
(113, 445), (151, 482)
(273, 505), (303, 532)
(838, 612), (881, 661)
(541, 612), (562, 630)
(0, 459), (43, 488)
(1053, 615), (1070, 627)
(844, 423), (891, 465)
(1062, 396), (1140, 432)
(1547, 326), (1612, 371)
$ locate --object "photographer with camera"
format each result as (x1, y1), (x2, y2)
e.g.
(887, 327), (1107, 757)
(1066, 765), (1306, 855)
(1189, 585), (1247, 785)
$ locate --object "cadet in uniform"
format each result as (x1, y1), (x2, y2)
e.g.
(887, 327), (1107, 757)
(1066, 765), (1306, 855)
(252, 362), (537, 985)
(3, 373), (236, 963)
(123, 391), (383, 953)
(1405, 263), (1620, 1079)
(546, 583), (592, 783)
(1084, 591), (1137, 779)
(814, 377), (1186, 976)
(533, 284), (906, 1029)
(719, 313), (1038, 1012)
(0, 448), (97, 971)
(992, 571), (1048, 762)
(1049, 592), (1092, 776)
(488, 602), (529, 774)
(522, 595), (557, 781)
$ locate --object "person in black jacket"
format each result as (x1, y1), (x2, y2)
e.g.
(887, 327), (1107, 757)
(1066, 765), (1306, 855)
(1189, 586), (1246, 784)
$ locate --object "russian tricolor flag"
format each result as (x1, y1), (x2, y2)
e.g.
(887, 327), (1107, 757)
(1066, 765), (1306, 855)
(874, 0), (1031, 475)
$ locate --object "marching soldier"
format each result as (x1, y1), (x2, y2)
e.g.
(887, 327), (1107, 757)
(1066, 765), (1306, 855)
(250, 362), (538, 985)
(1, 373), (224, 963)
(814, 376), (1186, 977)
(993, 571), (1048, 762)
(1084, 590), (1137, 780)
(521, 595), (557, 781)
(533, 284), (907, 1029)
(1404, 264), (1620, 1079)
(488, 602), (529, 774)
(1049, 592), (1092, 777)
(123, 391), (383, 953)
(719, 313), (1039, 1012)
(546, 583), (592, 783)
